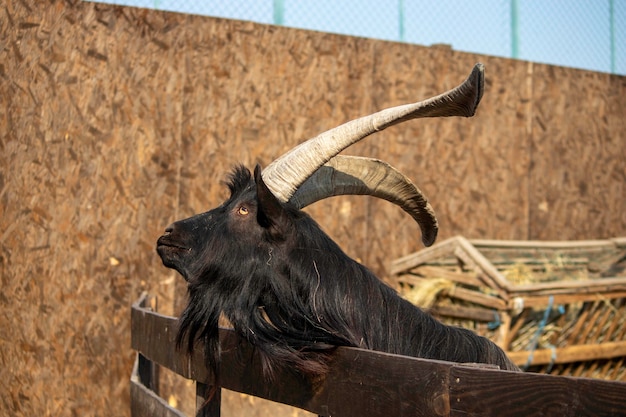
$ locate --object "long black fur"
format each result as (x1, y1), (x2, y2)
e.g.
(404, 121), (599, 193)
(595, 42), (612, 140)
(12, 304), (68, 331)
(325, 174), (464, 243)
(157, 165), (518, 390)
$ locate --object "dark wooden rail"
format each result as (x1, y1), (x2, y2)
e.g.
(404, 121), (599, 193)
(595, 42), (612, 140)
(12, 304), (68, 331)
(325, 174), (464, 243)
(130, 293), (626, 417)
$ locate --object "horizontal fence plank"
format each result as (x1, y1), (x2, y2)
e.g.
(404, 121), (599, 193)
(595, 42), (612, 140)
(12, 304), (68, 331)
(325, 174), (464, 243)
(309, 346), (452, 417)
(131, 294), (626, 417)
(131, 295), (204, 381)
(450, 365), (626, 417)
(130, 356), (187, 417)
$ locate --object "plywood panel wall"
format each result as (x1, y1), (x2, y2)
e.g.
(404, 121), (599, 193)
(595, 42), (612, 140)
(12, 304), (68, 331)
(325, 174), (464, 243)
(528, 65), (626, 240)
(0, 1), (624, 416)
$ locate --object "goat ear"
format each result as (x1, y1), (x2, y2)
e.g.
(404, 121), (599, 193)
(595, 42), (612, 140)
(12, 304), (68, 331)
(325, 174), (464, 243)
(254, 164), (292, 241)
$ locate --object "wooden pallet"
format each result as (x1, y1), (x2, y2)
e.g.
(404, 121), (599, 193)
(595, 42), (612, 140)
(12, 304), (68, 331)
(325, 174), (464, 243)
(392, 236), (626, 379)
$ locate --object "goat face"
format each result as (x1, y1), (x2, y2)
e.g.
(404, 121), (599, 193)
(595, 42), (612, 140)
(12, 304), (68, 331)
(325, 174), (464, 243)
(157, 165), (292, 286)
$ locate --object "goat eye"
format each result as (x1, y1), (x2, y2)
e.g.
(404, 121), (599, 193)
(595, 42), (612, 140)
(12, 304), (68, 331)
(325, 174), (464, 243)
(237, 206), (249, 216)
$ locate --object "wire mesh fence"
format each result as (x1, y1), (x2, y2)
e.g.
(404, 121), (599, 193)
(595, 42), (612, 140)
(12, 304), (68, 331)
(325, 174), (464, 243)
(91, 0), (625, 75)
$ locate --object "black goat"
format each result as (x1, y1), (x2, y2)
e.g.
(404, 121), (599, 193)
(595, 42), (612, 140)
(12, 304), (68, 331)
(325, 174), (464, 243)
(157, 64), (518, 395)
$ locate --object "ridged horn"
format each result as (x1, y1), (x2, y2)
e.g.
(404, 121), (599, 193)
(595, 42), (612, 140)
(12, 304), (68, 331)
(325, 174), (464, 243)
(261, 63), (485, 202)
(289, 156), (438, 246)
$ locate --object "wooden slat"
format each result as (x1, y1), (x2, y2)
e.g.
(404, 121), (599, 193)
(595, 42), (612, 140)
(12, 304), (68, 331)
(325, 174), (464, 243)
(477, 255), (591, 267)
(470, 238), (617, 250)
(402, 265), (484, 287)
(456, 237), (512, 292)
(508, 291), (626, 309)
(609, 357), (625, 380)
(309, 349), (452, 417)
(430, 305), (498, 322)
(448, 286), (507, 310)
(449, 365), (626, 417)
(506, 341), (626, 367)
(391, 237), (460, 275)
(600, 300), (625, 343)
(130, 357), (187, 417)
(131, 294), (203, 381)
(511, 278), (626, 295)
(612, 237), (626, 248)
(504, 309), (530, 351)
(575, 301), (606, 345)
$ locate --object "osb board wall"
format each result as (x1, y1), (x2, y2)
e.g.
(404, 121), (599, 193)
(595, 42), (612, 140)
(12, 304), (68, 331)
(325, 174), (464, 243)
(0, 1), (624, 416)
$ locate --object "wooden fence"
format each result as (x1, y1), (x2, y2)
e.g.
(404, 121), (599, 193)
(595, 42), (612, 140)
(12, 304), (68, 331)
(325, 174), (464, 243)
(131, 293), (626, 417)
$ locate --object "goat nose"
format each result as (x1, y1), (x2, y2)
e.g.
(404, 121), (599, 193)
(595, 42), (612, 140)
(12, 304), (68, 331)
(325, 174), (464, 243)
(164, 224), (175, 234)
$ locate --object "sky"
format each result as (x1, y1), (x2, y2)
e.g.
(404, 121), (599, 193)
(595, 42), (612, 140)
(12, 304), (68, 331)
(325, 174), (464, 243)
(92, 0), (625, 75)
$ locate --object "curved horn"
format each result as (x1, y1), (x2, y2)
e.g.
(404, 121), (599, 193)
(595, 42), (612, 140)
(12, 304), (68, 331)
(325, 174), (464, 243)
(289, 156), (438, 246)
(262, 63), (485, 202)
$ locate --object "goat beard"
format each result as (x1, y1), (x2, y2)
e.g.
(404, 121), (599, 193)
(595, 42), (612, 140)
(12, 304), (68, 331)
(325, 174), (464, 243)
(176, 276), (341, 388)
(176, 285), (222, 376)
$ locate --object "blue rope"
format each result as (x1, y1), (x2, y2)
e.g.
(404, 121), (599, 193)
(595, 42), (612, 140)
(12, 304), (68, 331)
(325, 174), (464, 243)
(522, 295), (554, 371)
(487, 311), (501, 330)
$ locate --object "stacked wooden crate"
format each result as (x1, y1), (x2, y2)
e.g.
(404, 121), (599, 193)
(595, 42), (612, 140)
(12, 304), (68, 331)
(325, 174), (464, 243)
(392, 236), (626, 380)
